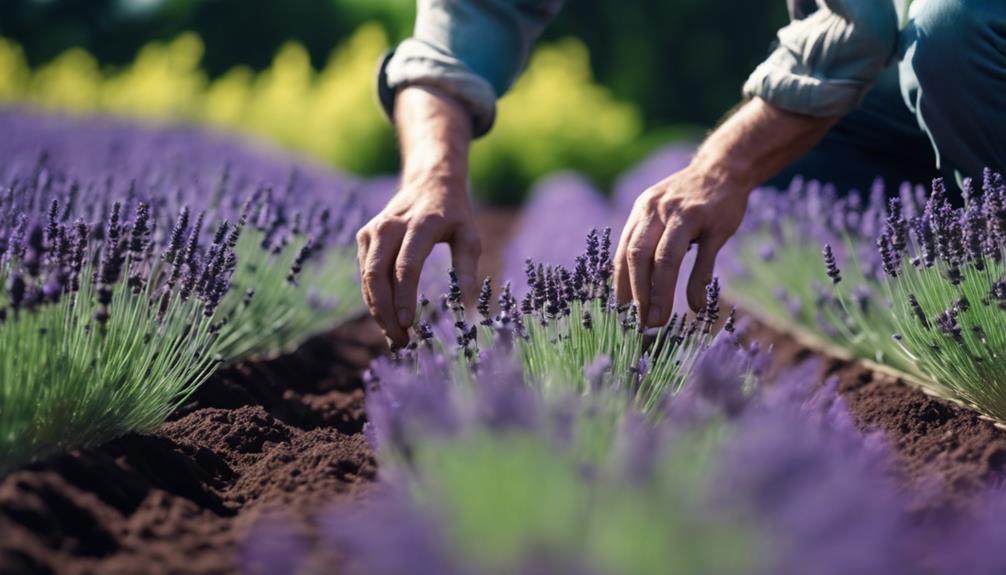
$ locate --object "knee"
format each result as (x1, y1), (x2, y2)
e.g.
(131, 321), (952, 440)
(910, 0), (1006, 78)
(904, 0), (1006, 173)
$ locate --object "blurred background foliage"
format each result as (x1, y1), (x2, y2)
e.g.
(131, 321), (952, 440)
(0, 0), (786, 204)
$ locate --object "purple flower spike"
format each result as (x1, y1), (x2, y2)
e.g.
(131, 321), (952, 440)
(477, 277), (492, 325)
(584, 354), (612, 392)
(702, 278), (721, 334)
(128, 202), (151, 257)
(822, 244), (841, 284)
(877, 231), (900, 278)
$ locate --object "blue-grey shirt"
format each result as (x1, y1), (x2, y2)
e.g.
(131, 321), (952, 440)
(377, 0), (906, 137)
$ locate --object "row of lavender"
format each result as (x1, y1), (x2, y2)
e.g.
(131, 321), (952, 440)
(0, 109), (369, 473)
(243, 147), (1006, 574)
(729, 171), (1006, 420)
(505, 143), (1006, 421)
(243, 243), (1006, 575)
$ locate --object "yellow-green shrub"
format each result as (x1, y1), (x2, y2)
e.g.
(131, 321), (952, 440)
(472, 38), (643, 204)
(0, 27), (651, 202)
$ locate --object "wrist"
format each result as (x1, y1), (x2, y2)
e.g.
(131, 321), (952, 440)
(396, 85), (473, 195)
(688, 149), (757, 194)
(401, 168), (469, 198)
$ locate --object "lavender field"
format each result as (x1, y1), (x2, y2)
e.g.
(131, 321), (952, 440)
(3, 108), (1006, 575)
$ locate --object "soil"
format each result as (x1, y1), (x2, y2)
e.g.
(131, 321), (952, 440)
(745, 320), (1006, 518)
(0, 318), (385, 575)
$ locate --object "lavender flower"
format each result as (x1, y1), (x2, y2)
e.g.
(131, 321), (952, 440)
(164, 206), (190, 265)
(822, 244), (841, 284)
(477, 277), (493, 325)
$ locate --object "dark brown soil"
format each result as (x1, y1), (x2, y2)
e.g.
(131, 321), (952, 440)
(747, 319), (1006, 516)
(0, 318), (385, 575)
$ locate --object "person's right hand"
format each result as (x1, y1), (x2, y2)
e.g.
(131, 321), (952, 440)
(356, 85), (479, 348)
(356, 178), (480, 348)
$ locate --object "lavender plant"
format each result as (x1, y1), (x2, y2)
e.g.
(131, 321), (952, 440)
(501, 149), (699, 319)
(729, 169), (1006, 421)
(329, 333), (772, 575)
(0, 199), (226, 474)
(871, 172), (1006, 419)
(0, 110), (367, 472)
(0, 109), (365, 361)
(245, 327), (971, 575)
(725, 178), (923, 377)
(409, 229), (734, 413)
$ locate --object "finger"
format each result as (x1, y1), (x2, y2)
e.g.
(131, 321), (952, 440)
(363, 223), (409, 346)
(393, 224), (438, 329)
(687, 235), (726, 312)
(648, 221), (697, 327)
(614, 220), (637, 306)
(450, 224), (482, 308)
(626, 213), (663, 325)
(356, 229), (372, 308)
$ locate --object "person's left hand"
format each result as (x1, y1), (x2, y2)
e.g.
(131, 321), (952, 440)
(614, 164), (750, 328)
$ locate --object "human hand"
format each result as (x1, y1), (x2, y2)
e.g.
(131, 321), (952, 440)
(356, 178), (480, 347)
(357, 85), (478, 348)
(614, 165), (749, 328)
(614, 98), (839, 329)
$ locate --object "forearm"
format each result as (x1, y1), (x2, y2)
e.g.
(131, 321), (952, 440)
(691, 97), (838, 191)
(395, 86), (473, 190)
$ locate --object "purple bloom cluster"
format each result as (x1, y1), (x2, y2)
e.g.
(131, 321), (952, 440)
(732, 177), (920, 285)
(875, 173), (1006, 357)
(501, 173), (612, 292)
(0, 108), (366, 330)
(247, 321), (1006, 575)
(728, 169), (1006, 419)
(0, 108), (362, 255)
(501, 148), (698, 316)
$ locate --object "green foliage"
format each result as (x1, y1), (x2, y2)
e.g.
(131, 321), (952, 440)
(729, 223), (916, 375)
(514, 297), (716, 412)
(882, 243), (1006, 418)
(409, 428), (761, 575)
(0, 28), (662, 203)
(217, 230), (360, 361)
(0, 259), (219, 475)
(0, 0), (786, 129)
(470, 38), (644, 204)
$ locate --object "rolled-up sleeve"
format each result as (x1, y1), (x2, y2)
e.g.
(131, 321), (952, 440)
(377, 0), (562, 137)
(743, 0), (899, 117)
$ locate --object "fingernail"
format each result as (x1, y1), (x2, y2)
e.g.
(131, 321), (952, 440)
(397, 308), (412, 327)
(646, 306), (662, 327)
